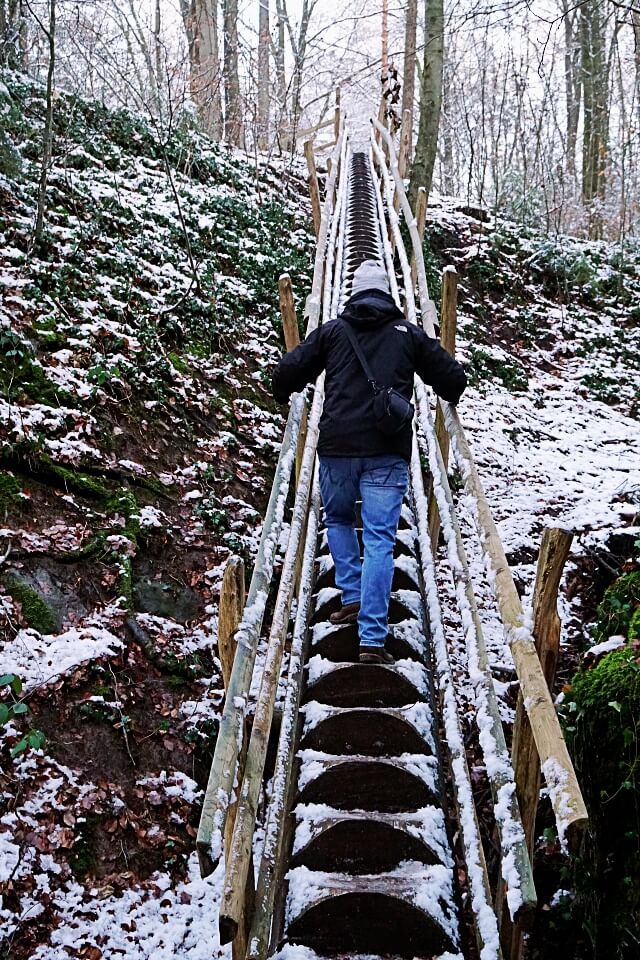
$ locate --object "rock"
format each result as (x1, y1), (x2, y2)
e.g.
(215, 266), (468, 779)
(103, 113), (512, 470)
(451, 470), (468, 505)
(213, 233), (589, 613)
(132, 576), (201, 624)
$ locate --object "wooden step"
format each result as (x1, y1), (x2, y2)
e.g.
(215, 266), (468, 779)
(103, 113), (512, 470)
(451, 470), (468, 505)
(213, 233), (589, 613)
(306, 656), (428, 708)
(284, 861), (458, 957)
(290, 804), (451, 874)
(311, 587), (421, 627)
(308, 618), (424, 664)
(300, 701), (435, 755)
(318, 529), (415, 558)
(296, 749), (440, 811)
(314, 554), (421, 593)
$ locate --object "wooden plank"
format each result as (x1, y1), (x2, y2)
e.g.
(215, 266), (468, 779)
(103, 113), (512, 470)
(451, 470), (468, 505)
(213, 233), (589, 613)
(197, 125), (344, 879)
(429, 266), (458, 552)
(503, 527), (573, 959)
(295, 115), (334, 140)
(304, 139), (322, 237)
(219, 385), (325, 944)
(513, 527), (574, 846)
(217, 557), (245, 691)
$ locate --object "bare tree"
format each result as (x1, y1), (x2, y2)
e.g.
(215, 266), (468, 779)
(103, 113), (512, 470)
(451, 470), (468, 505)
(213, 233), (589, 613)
(1, 0), (26, 67)
(580, 0), (610, 235)
(400, 0), (417, 164)
(180, 0), (223, 139)
(32, 0), (55, 245)
(561, 0), (582, 180)
(223, 0), (242, 145)
(257, 0), (269, 148)
(410, 0), (444, 205)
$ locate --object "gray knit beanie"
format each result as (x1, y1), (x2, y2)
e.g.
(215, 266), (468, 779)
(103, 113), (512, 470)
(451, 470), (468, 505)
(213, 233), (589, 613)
(350, 259), (390, 297)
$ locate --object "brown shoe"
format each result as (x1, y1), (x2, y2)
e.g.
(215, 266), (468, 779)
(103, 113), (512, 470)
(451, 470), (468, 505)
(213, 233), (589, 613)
(329, 601), (360, 625)
(359, 645), (395, 665)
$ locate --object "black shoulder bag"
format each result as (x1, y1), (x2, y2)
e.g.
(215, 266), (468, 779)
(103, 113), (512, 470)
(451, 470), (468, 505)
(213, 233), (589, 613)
(341, 322), (415, 436)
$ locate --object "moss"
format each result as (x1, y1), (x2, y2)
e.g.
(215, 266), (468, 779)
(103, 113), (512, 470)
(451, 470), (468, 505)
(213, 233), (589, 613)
(3, 573), (59, 633)
(562, 645), (640, 958)
(0, 472), (22, 512)
(168, 352), (192, 376)
(43, 461), (111, 501)
(630, 606), (640, 641)
(117, 555), (134, 611)
(594, 571), (640, 644)
(466, 348), (529, 393)
(68, 813), (100, 879)
(106, 490), (140, 539)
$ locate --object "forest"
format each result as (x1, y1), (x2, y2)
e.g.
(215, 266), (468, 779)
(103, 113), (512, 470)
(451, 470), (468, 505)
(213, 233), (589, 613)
(1, 2), (639, 960)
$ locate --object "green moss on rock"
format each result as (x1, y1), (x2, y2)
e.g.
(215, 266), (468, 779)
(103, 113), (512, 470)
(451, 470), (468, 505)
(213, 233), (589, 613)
(0, 472), (22, 512)
(595, 571), (640, 643)
(3, 573), (59, 633)
(563, 642), (640, 958)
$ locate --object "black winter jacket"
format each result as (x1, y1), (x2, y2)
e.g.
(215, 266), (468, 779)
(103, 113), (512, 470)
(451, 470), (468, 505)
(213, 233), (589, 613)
(271, 289), (467, 462)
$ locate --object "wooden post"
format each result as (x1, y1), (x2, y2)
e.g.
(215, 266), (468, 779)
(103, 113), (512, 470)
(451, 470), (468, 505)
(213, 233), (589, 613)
(334, 86), (341, 140)
(217, 557), (254, 960)
(428, 267), (458, 552)
(512, 527), (575, 849)
(304, 139), (322, 237)
(410, 186), (427, 291)
(327, 156), (332, 179)
(279, 274), (306, 488)
(504, 527), (573, 959)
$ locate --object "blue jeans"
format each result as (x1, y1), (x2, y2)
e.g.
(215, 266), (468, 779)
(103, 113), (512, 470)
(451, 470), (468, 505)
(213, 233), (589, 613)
(318, 455), (409, 647)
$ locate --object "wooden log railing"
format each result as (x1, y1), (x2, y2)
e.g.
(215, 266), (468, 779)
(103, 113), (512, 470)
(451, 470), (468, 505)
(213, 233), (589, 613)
(370, 131), (536, 932)
(373, 117), (588, 854)
(196, 119), (346, 880)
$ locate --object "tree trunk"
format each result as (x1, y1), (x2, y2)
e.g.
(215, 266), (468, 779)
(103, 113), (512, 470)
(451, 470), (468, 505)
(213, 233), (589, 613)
(34, 0), (55, 246)
(223, 0), (242, 146)
(274, 0), (287, 146)
(289, 0), (316, 136)
(580, 0), (609, 236)
(382, 0), (389, 75)
(409, 0), (444, 206)
(1, 0), (23, 68)
(633, 10), (640, 134)
(561, 0), (581, 181)
(257, 0), (270, 148)
(180, 0), (223, 139)
(400, 0), (417, 164)
(153, 0), (163, 120)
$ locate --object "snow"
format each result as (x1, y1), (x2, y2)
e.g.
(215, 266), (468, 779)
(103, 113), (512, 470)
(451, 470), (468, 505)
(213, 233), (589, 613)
(1, 623), (124, 692)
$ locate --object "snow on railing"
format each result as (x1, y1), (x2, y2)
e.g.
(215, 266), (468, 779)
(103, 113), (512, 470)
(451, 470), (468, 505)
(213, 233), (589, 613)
(196, 118), (347, 880)
(373, 118), (587, 848)
(370, 132), (536, 921)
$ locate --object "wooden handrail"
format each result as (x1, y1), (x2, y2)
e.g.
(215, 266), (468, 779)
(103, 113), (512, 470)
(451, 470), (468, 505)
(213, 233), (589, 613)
(371, 130), (536, 922)
(372, 117), (588, 848)
(196, 118), (346, 879)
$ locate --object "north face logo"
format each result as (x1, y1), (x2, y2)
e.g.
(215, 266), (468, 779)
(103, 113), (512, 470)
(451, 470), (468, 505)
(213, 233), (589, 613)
(394, 324), (408, 333)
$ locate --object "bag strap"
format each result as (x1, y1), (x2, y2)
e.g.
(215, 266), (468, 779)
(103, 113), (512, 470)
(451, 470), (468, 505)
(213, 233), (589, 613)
(340, 321), (379, 393)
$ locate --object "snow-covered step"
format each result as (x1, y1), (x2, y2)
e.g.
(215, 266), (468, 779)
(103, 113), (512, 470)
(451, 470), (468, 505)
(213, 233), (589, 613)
(284, 861), (459, 957)
(273, 947), (463, 960)
(296, 748), (441, 811)
(300, 700), (435, 755)
(311, 586), (422, 627)
(314, 552), (421, 593)
(309, 616), (426, 663)
(306, 655), (429, 708)
(291, 803), (452, 873)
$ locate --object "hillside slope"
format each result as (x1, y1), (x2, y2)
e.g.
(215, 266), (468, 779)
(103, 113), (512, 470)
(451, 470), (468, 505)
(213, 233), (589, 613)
(1, 74), (640, 960)
(0, 72), (313, 959)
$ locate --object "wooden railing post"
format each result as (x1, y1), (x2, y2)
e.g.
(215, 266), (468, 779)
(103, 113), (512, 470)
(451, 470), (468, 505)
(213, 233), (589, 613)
(334, 87), (341, 140)
(279, 273), (306, 487)
(502, 527), (574, 958)
(217, 557), (255, 960)
(410, 186), (427, 292)
(428, 266), (458, 552)
(304, 139), (322, 237)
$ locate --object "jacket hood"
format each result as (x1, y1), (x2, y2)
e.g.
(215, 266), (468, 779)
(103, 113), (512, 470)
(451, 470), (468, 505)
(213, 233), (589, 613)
(340, 289), (405, 329)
